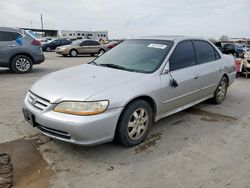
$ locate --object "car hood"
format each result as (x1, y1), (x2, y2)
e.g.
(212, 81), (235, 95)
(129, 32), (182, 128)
(30, 64), (143, 103)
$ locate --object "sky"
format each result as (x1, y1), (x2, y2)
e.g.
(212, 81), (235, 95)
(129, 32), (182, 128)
(0, 0), (250, 39)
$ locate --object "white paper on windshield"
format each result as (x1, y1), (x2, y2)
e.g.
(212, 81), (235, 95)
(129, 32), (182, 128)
(148, 43), (167, 49)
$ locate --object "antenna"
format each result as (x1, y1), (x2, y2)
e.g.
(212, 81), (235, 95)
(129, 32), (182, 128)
(40, 14), (44, 29)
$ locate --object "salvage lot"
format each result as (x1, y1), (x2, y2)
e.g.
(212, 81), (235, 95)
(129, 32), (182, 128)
(0, 53), (250, 188)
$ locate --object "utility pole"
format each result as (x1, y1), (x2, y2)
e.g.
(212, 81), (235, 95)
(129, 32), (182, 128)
(40, 14), (44, 29)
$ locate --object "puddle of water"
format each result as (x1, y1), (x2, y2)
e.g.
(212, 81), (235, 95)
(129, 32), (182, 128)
(0, 139), (54, 188)
(134, 132), (162, 154)
(186, 108), (237, 122)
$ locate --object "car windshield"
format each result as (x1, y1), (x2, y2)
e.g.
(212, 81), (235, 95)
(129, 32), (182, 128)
(93, 39), (173, 73)
(72, 40), (82, 46)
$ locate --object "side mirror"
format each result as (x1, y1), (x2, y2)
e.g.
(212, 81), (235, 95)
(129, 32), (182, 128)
(170, 78), (178, 88)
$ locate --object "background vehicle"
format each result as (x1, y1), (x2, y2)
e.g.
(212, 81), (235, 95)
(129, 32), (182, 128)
(0, 27), (44, 73)
(23, 36), (236, 147)
(222, 43), (244, 57)
(107, 40), (123, 50)
(55, 39), (107, 57)
(41, 38), (71, 52)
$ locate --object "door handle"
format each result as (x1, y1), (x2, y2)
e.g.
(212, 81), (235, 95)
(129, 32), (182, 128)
(8, 44), (16, 47)
(194, 75), (199, 79)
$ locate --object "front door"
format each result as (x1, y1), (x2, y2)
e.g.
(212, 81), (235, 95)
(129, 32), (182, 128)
(159, 40), (200, 115)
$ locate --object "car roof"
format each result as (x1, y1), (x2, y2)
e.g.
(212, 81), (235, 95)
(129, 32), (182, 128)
(0, 27), (21, 32)
(136, 35), (206, 42)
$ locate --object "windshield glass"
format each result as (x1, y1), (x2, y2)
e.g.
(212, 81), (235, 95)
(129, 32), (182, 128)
(72, 40), (82, 46)
(94, 39), (173, 73)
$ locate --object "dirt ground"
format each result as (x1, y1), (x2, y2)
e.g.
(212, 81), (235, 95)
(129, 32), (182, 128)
(0, 53), (250, 188)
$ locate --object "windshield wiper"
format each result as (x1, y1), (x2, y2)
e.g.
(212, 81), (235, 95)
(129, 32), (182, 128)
(99, 63), (134, 72)
(88, 61), (97, 65)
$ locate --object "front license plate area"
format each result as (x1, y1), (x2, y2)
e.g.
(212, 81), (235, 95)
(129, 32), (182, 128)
(22, 109), (36, 127)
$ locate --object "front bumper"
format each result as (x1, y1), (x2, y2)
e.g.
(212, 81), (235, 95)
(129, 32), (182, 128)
(23, 95), (123, 146)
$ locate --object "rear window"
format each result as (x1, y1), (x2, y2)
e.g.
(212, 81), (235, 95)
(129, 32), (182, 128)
(194, 40), (219, 64)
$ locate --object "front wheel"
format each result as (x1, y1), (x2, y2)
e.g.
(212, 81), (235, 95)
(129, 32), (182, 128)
(11, 55), (33, 74)
(212, 76), (228, 104)
(98, 49), (105, 55)
(70, 50), (78, 57)
(115, 100), (153, 147)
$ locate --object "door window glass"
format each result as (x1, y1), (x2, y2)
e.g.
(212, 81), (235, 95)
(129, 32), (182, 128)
(169, 41), (196, 71)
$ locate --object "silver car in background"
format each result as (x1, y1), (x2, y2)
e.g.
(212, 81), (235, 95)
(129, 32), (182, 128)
(22, 36), (236, 147)
(55, 39), (107, 57)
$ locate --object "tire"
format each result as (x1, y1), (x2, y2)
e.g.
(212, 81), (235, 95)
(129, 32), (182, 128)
(46, 47), (51, 52)
(212, 76), (228, 104)
(115, 100), (153, 147)
(98, 49), (105, 55)
(70, 49), (78, 57)
(11, 55), (33, 74)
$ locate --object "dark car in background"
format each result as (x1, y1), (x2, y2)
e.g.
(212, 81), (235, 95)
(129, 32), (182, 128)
(0, 27), (44, 73)
(222, 44), (244, 56)
(41, 38), (71, 52)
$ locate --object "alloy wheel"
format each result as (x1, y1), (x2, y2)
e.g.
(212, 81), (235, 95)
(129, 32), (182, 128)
(127, 108), (149, 140)
(15, 58), (31, 72)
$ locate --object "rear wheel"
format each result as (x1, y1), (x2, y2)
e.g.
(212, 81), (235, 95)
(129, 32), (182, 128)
(11, 55), (33, 74)
(115, 100), (153, 147)
(70, 50), (78, 57)
(46, 47), (51, 52)
(212, 76), (228, 104)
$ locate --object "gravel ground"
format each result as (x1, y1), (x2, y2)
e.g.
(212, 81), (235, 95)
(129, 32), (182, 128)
(0, 52), (250, 188)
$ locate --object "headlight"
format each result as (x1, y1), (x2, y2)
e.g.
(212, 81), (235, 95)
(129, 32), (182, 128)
(53, 101), (109, 115)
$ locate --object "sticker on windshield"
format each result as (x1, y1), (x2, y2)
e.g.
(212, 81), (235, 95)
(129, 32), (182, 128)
(148, 43), (167, 49)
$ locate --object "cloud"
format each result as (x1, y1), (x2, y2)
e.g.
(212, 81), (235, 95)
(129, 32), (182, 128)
(0, 0), (249, 39)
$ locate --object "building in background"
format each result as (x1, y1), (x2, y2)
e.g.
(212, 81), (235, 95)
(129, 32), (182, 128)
(20, 28), (108, 41)
(60, 30), (108, 41)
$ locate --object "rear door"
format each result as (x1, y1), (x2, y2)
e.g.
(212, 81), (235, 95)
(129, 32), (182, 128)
(0, 31), (22, 65)
(193, 40), (223, 98)
(160, 40), (201, 114)
(89, 41), (101, 53)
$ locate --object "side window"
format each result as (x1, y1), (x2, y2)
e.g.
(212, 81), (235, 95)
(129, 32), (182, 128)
(194, 41), (217, 64)
(169, 41), (196, 71)
(81, 41), (90, 46)
(90, 41), (99, 46)
(0, 31), (14, 41)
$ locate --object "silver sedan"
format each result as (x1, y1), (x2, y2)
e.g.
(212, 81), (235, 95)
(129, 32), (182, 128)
(22, 36), (236, 147)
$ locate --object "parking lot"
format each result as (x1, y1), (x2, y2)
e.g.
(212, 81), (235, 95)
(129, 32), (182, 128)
(0, 53), (250, 188)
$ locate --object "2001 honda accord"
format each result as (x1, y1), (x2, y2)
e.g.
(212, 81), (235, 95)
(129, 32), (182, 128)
(22, 36), (236, 147)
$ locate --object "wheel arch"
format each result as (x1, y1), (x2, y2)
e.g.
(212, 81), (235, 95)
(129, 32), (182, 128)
(118, 95), (157, 123)
(70, 48), (78, 53)
(222, 74), (229, 85)
(10, 53), (34, 66)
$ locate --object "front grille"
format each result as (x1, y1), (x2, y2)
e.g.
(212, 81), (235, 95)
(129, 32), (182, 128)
(37, 124), (71, 140)
(27, 91), (50, 111)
